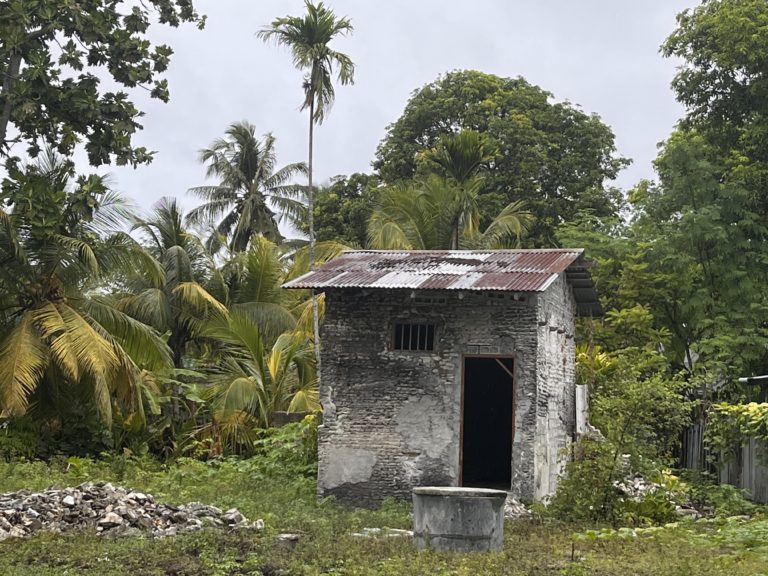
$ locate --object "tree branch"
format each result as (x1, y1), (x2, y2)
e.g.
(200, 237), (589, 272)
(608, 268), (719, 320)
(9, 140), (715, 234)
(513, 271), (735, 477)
(0, 51), (22, 153)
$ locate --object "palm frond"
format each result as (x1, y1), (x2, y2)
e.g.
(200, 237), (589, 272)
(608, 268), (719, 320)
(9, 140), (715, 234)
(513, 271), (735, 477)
(230, 302), (297, 346)
(287, 240), (348, 278)
(173, 282), (227, 316)
(57, 302), (119, 383)
(28, 302), (79, 381)
(259, 1), (355, 122)
(185, 196), (235, 227)
(164, 245), (194, 287)
(0, 313), (49, 417)
(118, 288), (172, 331)
(476, 200), (534, 248)
(83, 296), (173, 370)
(51, 234), (99, 276)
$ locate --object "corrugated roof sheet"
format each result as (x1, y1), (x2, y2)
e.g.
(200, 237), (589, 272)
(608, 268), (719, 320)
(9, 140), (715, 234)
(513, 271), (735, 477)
(283, 250), (602, 315)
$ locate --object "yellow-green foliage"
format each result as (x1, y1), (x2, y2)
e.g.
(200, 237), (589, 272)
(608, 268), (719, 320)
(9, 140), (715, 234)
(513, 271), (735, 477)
(707, 402), (768, 461)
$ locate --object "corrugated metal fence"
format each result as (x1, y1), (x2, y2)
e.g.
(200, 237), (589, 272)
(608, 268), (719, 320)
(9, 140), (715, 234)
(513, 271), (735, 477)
(718, 438), (768, 504)
(681, 422), (768, 504)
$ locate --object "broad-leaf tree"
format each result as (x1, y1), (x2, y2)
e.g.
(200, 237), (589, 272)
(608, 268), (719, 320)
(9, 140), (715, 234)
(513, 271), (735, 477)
(374, 70), (627, 245)
(187, 121), (307, 252)
(662, 0), (768, 154)
(304, 173), (380, 247)
(0, 1), (204, 166)
(0, 151), (170, 424)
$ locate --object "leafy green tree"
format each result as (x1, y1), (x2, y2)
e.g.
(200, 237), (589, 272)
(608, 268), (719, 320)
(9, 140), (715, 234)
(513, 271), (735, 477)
(259, 0), (355, 375)
(662, 0), (768, 158)
(374, 70), (628, 245)
(0, 1), (204, 166)
(120, 198), (225, 369)
(187, 121), (307, 252)
(0, 151), (170, 425)
(307, 173), (380, 246)
(635, 131), (768, 378)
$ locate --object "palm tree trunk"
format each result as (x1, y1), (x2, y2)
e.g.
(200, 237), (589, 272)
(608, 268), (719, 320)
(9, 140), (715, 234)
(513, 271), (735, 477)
(308, 96), (322, 382)
(168, 330), (185, 423)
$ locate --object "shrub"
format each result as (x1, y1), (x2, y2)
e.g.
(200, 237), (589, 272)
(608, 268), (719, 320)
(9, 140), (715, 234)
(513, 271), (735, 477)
(548, 438), (678, 525)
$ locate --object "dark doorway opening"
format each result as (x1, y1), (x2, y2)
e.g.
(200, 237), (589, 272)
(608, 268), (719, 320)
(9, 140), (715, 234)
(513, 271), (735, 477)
(461, 357), (514, 489)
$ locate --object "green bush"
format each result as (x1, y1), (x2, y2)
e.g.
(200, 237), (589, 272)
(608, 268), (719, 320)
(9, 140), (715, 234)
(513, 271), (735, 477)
(684, 476), (759, 517)
(548, 439), (677, 526)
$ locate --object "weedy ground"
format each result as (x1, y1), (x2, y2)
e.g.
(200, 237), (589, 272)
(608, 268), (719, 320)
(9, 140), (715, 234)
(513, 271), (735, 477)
(0, 457), (766, 576)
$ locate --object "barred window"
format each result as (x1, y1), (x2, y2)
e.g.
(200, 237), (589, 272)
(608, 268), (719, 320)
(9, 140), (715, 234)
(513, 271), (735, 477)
(394, 323), (435, 351)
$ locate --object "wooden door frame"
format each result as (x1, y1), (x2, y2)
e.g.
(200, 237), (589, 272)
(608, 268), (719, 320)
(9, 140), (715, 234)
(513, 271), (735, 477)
(459, 354), (516, 487)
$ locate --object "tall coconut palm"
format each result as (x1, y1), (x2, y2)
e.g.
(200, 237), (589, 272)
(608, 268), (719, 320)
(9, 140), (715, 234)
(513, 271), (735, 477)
(187, 122), (307, 253)
(259, 1), (355, 373)
(0, 151), (171, 425)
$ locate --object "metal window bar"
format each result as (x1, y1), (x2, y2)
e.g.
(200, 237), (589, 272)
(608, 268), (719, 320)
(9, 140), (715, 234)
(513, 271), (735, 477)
(394, 323), (435, 351)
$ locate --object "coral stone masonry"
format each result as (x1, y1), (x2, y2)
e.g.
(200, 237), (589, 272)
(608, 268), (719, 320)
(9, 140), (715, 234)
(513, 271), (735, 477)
(283, 250), (599, 506)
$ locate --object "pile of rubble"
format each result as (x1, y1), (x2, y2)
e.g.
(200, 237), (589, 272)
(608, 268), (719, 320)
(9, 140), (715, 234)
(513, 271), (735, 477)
(0, 482), (262, 541)
(614, 474), (665, 501)
(614, 474), (702, 518)
(504, 495), (532, 519)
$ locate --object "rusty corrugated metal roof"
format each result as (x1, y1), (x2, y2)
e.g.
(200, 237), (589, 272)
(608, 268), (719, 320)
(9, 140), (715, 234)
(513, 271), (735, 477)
(283, 249), (601, 315)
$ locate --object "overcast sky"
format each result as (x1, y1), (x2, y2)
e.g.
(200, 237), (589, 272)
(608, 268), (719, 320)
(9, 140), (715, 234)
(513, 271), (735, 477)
(99, 0), (697, 218)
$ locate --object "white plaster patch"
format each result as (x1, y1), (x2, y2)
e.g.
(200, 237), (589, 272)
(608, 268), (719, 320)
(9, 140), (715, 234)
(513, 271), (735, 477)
(395, 396), (453, 459)
(320, 446), (378, 489)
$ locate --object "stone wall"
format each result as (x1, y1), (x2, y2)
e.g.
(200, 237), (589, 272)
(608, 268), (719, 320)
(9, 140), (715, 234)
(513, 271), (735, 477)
(531, 274), (577, 500)
(318, 288), (541, 506)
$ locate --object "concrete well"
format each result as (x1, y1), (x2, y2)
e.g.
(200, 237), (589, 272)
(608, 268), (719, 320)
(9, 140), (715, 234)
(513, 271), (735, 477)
(412, 486), (507, 552)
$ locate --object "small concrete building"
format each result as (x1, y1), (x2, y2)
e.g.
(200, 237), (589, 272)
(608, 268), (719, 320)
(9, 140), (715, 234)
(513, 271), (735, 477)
(284, 249), (599, 506)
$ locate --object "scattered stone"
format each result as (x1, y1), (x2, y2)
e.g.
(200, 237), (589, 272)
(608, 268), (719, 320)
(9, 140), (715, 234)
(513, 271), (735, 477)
(222, 509), (245, 526)
(615, 473), (708, 519)
(98, 512), (124, 528)
(0, 482), (260, 540)
(350, 527), (414, 538)
(275, 533), (300, 550)
(614, 475), (663, 501)
(675, 505), (700, 519)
